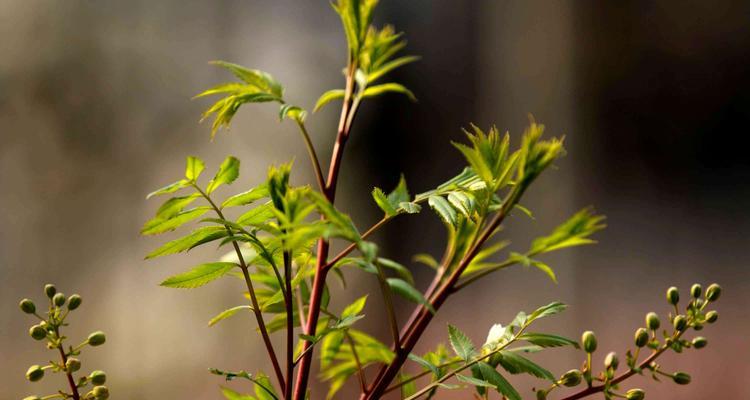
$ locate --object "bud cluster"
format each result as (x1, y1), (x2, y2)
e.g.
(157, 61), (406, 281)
(19, 284), (110, 400)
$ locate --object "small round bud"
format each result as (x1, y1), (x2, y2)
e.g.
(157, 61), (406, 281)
(666, 287), (679, 305)
(44, 284), (56, 299)
(92, 385), (110, 399)
(706, 284), (721, 302)
(559, 369), (582, 387)
(604, 352), (619, 370)
(626, 388), (645, 400)
(634, 328), (649, 347)
(68, 294), (82, 310)
(536, 389), (547, 400)
(705, 310), (718, 323)
(29, 325), (47, 341)
(693, 322), (703, 331)
(88, 331), (106, 346)
(53, 293), (66, 307)
(673, 315), (688, 331)
(66, 358), (81, 372)
(692, 337), (707, 349)
(690, 284), (702, 298)
(89, 370), (107, 385)
(672, 372), (691, 385)
(582, 331), (597, 353)
(26, 365), (44, 382)
(20, 299), (36, 314)
(646, 312), (660, 330)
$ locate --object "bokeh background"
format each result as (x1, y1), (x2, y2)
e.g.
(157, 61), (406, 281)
(1, 1), (748, 399)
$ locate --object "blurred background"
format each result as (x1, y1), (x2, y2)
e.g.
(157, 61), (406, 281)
(1, 1), (748, 398)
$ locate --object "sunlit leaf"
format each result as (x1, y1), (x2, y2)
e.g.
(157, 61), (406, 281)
(160, 262), (237, 288)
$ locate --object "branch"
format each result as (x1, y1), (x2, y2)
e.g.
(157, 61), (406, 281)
(54, 325), (80, 400)
(295, 120), (326, 192)
(346, 331), (369, 394)
(283, 250), (294, 399)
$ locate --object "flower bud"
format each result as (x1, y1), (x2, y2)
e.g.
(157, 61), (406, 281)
(634, 328), (649, 347)
(29, 325), (47, 341)
(66, 358), (81, 372)
(672, 372), (691, 385)
(68, 294), (82, 310)
(26, 365), (44, 382)
(604, 352), (619, 370)
(692, 337), (707, 349)
(582, 331), (597, 353)
(673, 315), (688, 331)
(44, 284), (56, 299)
(560, 369), (582, 387)
(666, 287), (679, 305)
(53, 293), (66, 307)
(706, 284), (721, 302)
(693, 322), (703, 331)
(20, 299), (36, 314)
(705, 310), (718, 323)
(646, 312), (660, 330)
(88, 331), (106, 346)
(92, 385), (110, 399)
(626, 388), (645, 400)
(690, 284), (702, 298)
(89, 370), (107, 385)
(536, 389), (547, 400)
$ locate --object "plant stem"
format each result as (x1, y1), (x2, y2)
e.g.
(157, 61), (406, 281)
(295, 121), (326, 192)
(346, 331), (369, 394)
(54, 326), (80, 400)
(374, 260), (401, 346)
(283, 250), (294, 399)
(322, 217), (389, 272)
(194, 184), (286, 391)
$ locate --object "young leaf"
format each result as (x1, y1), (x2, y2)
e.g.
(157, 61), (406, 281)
(496, 351), (555, 381)
(367, 55), (420, 83)
(160, 262), (237, 289)
(387, 278), (435, 313)
(527, 302), (567, 323)
(279, 104), (307, 123)
(378, 258), (414, 285)
(220, 387), (255, 400)
(428, 195), (457, 227)
(222, 184), (269, 208)
(207, 156), (240, 194)
(252, 372), (279, 400)
(341, 295), (368, 319)
(145, 226), (227, 259)
(237, 202), (275, 226)
(456, 374), (495, 388)
(185, 156), (206, 181)
(141, 207), (211, 235)
(517, 333), (579, 349)
(448, 324), (476, 361)
(372, 187), (398, 216)
(530, 259), (557, 283)
(476, 362), (521, 400)
(530, 207), (606, 254)
(146, 179), (191, 199)
(154, 194), (201, 220)
(313, 89), (345, 113)
(362, 83), (416, 101)
(408, 353), (440, 377)
(209, 305), (254, 327)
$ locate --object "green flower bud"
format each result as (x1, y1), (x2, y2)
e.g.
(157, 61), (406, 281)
(92, 385), (110, 399)
(26, 365), (44, 382)
(20, 299), (36, 314)
(89, 370), (107, 385)
(88, 331), (106, 346)
(604, 352), (619, 370)
(44, 284), (56, 299)
(66, 358), (81, 372)
(693, 322), (703, 331)
(672, 372), (691, 385)
(706, 284), (721, 302)
(705, 310), (718, 323)
(536, 389), (547, 400)
(673, 315), (688, 331)
(68, 294), (82, 310)
(559, 369), (582, 387)
(582, 331), (597, 353)
(29, 325), (47, 341)
(666, 287), (679, 305)
(53, 293), (66, 307)
(692, 337), (707, 349)
(690, 284), (702, 298)
(646, 312), (660, 330)
(626, 388), (645, 400)
(634, 328), (649, 347)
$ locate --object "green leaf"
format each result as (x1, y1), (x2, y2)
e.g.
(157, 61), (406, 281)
(372, 187), (397, 216)
(408, 353), (440, 377)
(530, 259), (557, 283)
(362, 83), (416, 101)
(530, 208), (606, 254)
(456, 373), (496, 388)
(222, 184), (269, 208)
(252, 372), (279, 400)
(447, 191), (475, 217)
(341, 295), (367, 319)
(146, 179), (191, 199)
(476, 362), (521, 400)
(496, 351), (555, 381)
(210, 61), (283, 98)
(387, 278), (435, 313)
(237, 202), (275, 226)
(185, 156), (206, 181)
(154, 194), (201, 219)
(209, 305), (253, 327)
(207, 156), (240, 194)
(367, 55), (420, 83)
(428, 195), (457, 227)
(307, 191), (360, 242)
(160, 262), (237, 288)
(221, 387), (255, 400)
(527, 302), (567, 323)
(146, 226), (227, 259)
(313, 89), (345, 113)
(448, 324), (476, 361)
(517, 333), (579, 349)
(141, 207), (211, 235)
(279, 104), (307, 123)
(377, 258), (414, 285)
(398, 201), (421, 214)
(413, 253), (439, 269)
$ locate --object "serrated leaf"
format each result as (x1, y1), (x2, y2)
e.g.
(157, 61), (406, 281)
(160, 262), (237, 288)
(314, 89), (345, 112)
(146, 179), (191, 199)
(408, 353), (440, 377)
(428, 195), (457, 227)
(207, 156), (240, 194)
(146, 226), (227, 259)
(527, 302), (567, 323)
(222, 184), (269, 208)
(448, 324), (476, 361)
(476, 362), (521, 400)
(154, 194), (201, 219)
(341, 295), (367, 319)
(387, 278), (435, 313)
(372, 187), (397, 216)
(185, 156), (206, 181)
(141, 207), (211, 235)
(456, 374), (496, 388)
(517, 333), (579, 349)
(362, 82), (416, 101)
(210, 61), (283, 98)
(496, 351), (554, 381)
(209, 305), (253, 327)
(237, 202), (275, 226)
(252, 372), (279, 400)
(221, 386), (255, 400)
(398, 201), (421, 214)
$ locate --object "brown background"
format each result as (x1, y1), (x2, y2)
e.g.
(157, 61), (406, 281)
(1, 1), (748, 399)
